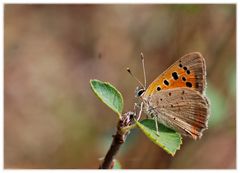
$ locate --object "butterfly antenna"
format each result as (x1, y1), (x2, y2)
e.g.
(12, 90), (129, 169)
(127, 67), (145, 89)
(140, 52), (147, 89)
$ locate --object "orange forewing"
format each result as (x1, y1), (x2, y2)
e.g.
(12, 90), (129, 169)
(144, 52), (206, 97)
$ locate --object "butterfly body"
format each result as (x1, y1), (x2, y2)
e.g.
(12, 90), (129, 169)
(136, 52), (209, 140)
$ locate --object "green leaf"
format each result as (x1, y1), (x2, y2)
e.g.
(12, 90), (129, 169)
(112, 159), (121, 169)
(136, 119), (182, 156)
(90, 79), (123, 118)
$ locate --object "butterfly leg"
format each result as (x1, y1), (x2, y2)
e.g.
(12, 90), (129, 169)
(134, 103), (138, 112)
(135, 102), (143, 121)
(153, 116), (159, 135)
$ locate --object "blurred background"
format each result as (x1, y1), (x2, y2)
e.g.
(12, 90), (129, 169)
(4, 4), (236, 169)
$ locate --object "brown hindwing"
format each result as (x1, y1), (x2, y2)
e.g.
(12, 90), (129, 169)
(146, 87), (209, 139)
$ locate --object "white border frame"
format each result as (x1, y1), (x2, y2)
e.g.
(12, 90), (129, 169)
(1, 1), (238, 172)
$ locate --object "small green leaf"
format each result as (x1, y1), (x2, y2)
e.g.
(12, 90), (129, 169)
(112, 159), (121, 169)
(90, 79), (123, 118)
(136, 119), (182, 156)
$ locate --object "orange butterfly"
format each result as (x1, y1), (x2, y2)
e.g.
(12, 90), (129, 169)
(128, 52), (210, 140)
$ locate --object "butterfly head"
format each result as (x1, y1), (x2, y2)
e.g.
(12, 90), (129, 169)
(135, 86), (146, 98)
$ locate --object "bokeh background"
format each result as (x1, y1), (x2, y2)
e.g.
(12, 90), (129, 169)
(4, 4), (236, 169)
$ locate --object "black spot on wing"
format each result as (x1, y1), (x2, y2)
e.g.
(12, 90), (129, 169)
(172, 72), (178, 80)
(164, 80), (169, 86)
(186, 82), (192, 88)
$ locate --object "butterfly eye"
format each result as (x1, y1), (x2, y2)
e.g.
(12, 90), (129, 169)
(135, 86), (145, 97)
(137, 89), (145, 97)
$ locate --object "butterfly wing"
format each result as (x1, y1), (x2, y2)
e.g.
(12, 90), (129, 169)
(144, 52), (206, 97)
(146, 88), (209, 139)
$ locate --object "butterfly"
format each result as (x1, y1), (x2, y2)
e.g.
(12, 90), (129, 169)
(128, 52), (210, 140)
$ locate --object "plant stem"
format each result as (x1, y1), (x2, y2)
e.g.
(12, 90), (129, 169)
(99, 111), (136, 169)
(99, 119), (126, 169)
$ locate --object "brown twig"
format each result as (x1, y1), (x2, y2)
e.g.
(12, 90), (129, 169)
(99, 112), (135, 169)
